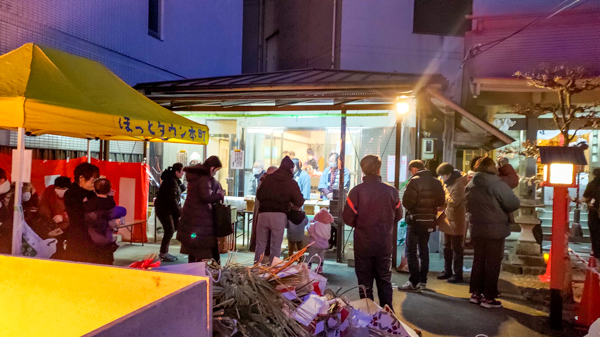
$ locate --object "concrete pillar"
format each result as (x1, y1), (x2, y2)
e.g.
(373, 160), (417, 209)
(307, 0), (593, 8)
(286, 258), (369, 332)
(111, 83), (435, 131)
(525, 115), (538, 178)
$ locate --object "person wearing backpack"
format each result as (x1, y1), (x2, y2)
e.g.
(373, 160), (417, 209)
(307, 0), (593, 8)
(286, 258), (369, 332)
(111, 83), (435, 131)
(398, 160), (445, 293)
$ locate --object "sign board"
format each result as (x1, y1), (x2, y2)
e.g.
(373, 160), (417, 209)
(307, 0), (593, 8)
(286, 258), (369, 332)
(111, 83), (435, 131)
(12, 149), (32, 183)
(230, 150), (244, 169)
(387, 156), (395, 182)
(400, 155), (407, 181)
(387, 155), (408, 182)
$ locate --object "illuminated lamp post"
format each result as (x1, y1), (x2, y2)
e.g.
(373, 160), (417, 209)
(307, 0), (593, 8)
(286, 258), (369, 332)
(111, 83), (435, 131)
(392, 97), (410, 267)
(538, 146), (587, 329)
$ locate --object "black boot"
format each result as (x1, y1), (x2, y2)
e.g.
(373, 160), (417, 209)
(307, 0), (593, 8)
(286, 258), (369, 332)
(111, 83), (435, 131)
(437, 270), (452, 280)
(448, 249), (464, 283)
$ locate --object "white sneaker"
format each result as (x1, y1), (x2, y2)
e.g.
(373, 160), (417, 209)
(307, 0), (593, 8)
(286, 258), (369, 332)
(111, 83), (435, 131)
(398, 281), (421, 293)
(418, 282), (427, 290)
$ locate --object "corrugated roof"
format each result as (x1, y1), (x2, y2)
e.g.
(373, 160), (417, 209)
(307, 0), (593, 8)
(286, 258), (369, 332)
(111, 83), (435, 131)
(135, 68), (447, 112)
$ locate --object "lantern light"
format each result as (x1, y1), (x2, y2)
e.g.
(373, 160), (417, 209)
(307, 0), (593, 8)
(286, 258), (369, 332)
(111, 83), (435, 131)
(541, 163), (576, 187)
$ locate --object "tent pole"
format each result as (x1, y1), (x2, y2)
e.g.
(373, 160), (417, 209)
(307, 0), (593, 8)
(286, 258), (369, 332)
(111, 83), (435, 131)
(87, 139), (91, 163)
(11, 127), (25, 255)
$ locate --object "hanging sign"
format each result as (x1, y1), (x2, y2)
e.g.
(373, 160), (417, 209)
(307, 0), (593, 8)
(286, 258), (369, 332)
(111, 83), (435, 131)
(230, 150), (244, 170)
(387, 155), (407, 182)
(12, 149), (32, 183)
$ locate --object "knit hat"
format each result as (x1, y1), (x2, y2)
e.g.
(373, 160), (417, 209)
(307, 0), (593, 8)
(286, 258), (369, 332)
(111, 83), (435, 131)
(314, 208), (334, 224)
(280, 156), (294, 171)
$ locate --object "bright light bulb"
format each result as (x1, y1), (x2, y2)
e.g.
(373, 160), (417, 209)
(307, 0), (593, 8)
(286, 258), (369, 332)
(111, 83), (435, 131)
(396, 102), (409, 114)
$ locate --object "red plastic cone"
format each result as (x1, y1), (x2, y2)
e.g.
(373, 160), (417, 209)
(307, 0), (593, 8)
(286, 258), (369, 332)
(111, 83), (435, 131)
(575, 257), (600, 327)
(539, 251), (551, 283)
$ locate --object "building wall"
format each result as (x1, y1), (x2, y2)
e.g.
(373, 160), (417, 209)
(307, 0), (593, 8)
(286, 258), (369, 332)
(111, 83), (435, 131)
(266, 0), (334, 70)
(339, 0), (465, 91)
(0, 0), (243, 85)
(464, 8), (600, 80)
(242, 0), (335, 72)
(0, 0), (243, 158)
(472, 0), (597, 17)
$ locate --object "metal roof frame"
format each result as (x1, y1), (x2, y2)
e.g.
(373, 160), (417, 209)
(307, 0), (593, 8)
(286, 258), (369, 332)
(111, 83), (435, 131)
(135, 68), (513, 149)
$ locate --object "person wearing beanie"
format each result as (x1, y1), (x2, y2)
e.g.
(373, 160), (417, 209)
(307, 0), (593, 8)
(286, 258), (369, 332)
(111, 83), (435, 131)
(255, 156), (305, 264)
(436, 163), (468, 284)
(307, 208), (334, 273)
(342, 155), (403, 311)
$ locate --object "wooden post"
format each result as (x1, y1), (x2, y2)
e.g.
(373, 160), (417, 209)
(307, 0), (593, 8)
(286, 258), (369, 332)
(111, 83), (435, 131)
(443, 110), (456, 165)
(337, 113), (347, 263)
(143, 140), (148, 163)
(103, 140), (110, 161)
(392, 119), (403, 267)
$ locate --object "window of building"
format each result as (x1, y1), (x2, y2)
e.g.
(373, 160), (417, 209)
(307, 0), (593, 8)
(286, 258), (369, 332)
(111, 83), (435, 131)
(413, 0), (472, 36)
(148, 0), (163, 40)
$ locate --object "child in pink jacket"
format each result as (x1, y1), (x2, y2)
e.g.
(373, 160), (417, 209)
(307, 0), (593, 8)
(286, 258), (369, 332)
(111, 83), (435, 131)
(307, 208), (334, 273)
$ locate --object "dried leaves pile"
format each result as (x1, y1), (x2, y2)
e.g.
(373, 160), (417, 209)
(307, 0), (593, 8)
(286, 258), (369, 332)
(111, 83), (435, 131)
(211, 250), (309, 337)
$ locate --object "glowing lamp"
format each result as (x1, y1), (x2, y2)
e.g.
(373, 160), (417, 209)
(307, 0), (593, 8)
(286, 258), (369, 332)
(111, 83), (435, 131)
(539, 146), (586, 187)
(396, 102), (409, 114)
(541, 163), (576, 187)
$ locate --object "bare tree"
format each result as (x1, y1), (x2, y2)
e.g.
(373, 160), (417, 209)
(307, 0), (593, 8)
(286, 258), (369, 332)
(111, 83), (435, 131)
(513, 65), (600, 146)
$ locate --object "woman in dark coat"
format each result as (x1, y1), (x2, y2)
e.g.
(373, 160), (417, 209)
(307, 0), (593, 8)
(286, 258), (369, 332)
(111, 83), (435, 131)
(64, 162), (113, 265)
(177, 156), (224, 264)
(155, 163), (184, 262)
(466, 157), (520, 308)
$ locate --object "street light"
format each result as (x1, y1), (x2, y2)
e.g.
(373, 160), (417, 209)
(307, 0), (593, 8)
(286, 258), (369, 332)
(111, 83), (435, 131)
(396, 102), (410, 115)
(392, 96), (412, 267)
(538, 146), (587, 330)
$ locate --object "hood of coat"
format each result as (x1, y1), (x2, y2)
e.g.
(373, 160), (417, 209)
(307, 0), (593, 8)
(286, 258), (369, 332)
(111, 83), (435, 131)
(183, 164), (211, 183)
(413, 169), (435, 180)
(160, 168), (177, 181)
(471, 171), (503, 187)
(271, 158), (294, 181)
(313, 221), (332, 240)
(445, 170), (466, 187)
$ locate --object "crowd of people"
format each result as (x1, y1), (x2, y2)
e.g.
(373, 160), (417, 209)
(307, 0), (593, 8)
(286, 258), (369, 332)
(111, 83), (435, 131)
(393, 156), (521, 310)
(0, 162), (125, 265)
(7, 148), (600, 316)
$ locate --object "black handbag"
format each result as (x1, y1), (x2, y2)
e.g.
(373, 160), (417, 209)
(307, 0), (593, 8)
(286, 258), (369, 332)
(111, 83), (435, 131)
(213, 202), (233, 238)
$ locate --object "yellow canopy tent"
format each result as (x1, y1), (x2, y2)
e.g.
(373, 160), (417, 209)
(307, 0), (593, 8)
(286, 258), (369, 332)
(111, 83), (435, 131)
(0, 43), (208, 144)
(0, 43), (209, 255)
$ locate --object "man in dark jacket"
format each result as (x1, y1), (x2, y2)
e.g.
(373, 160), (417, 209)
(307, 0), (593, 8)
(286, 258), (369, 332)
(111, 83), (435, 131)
(155, 163), (184, 262)
(466, 157), (520, 308)
(583, 167), (600, 265)
(343, 155), (402, 310)
(398, 160), (445, 293)
(255, 156), (304, 264)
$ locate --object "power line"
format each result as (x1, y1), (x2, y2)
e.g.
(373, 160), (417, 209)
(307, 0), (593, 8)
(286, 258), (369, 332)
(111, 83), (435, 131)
(462, 0), (586, 66)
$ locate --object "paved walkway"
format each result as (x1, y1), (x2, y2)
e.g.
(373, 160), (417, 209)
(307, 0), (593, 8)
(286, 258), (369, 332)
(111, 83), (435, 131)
(114, 243), (586, 337)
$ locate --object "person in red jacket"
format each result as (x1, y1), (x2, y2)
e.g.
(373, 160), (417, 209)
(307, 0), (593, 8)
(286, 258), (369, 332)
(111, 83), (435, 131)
(497, 157), (519, 189)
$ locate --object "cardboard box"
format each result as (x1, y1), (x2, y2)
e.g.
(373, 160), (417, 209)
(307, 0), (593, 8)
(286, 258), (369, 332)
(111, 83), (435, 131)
(0, 255), (211, 337)
(246, 199), (255, 212)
